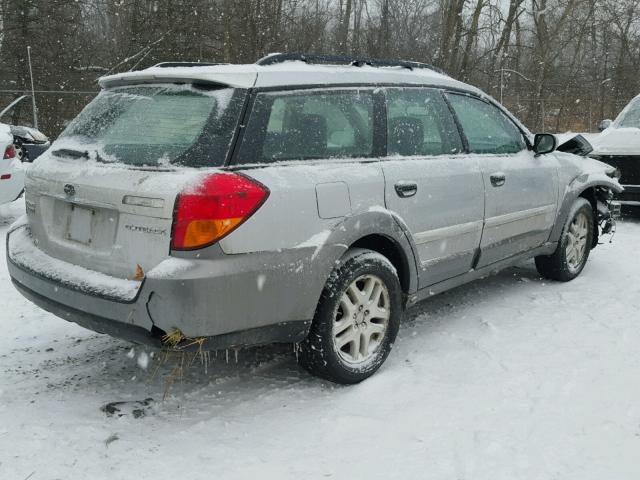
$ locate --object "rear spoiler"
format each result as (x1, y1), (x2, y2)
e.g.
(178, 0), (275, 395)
(98, 66), (258, 90)
(99, 76), (228, 90)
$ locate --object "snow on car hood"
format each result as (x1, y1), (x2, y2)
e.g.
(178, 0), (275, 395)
(590, 127), (640, 156)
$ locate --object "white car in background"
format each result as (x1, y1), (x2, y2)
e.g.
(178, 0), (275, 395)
(0, 123), (25, 205)
(591, 95), (640, 210)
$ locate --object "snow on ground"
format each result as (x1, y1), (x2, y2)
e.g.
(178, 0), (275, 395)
(1, 198), (640, 480)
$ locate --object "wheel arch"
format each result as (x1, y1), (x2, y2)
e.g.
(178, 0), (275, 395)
(315, 209), (420, 311)
(350, 233), (412, 296)
(550, 174), (620, 246)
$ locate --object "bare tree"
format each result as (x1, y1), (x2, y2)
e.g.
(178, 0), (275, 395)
(1, 0), (639, 135)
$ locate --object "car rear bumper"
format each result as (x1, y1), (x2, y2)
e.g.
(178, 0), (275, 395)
(7, 224), (322, 349)
(11, 276), (162, 347)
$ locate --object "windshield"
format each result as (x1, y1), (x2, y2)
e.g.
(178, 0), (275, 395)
(56, 84), (245, 167)
(618, 98), (640, 128)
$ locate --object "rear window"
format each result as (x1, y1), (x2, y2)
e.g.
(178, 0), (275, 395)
(56, 84), (245, 167)
(235, 89), (374, 164)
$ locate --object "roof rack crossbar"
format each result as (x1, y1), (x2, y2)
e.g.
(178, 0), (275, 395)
(255, 53), (443, 74)
(153, 62), (227, 68)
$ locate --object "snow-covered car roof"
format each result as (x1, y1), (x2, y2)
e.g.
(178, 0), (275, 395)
(98, 61), (481, 94)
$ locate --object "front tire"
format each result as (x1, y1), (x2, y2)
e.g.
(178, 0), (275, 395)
(535, 197), (594, 281)
(298, 249), (402, 384)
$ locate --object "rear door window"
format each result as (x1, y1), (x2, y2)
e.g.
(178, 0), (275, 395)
(236, 90), (374, 164)
(385, 88), (463, 156)
(446, 93), (527, 154)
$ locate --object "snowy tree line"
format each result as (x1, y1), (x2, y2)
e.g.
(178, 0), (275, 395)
(0, 0), (639, 136)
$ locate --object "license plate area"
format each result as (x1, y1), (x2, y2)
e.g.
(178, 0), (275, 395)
(66, 205), (94, 245)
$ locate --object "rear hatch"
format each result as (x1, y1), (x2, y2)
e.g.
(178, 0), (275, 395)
(24, 83), (246, 280)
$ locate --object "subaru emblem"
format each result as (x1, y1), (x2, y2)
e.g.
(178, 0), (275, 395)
(64, 184), (76, 197)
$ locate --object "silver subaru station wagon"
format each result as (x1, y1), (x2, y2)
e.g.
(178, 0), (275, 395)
(6, 54), (621, 383)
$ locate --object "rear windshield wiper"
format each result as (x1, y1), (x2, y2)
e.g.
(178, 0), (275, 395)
(52, 148), (89, 159)
(53, 147), (117, 164)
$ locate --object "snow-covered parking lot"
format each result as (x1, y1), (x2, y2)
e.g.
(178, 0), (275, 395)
(1, 198), (639, 480)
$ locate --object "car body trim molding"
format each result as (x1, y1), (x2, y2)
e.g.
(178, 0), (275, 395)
(413, 220), (483, 245)
(420, 247), (477, 268)
(485, 204), (556, 229)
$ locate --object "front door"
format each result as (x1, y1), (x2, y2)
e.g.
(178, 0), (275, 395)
(446, 93), (559, 267)
(382, 88), (485, 287)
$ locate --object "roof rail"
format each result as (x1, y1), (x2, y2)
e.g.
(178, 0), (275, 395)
(255, 53), (444, 74)
(152, 62), (227, 68)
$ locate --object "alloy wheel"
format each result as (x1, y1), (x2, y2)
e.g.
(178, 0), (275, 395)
(332, 274), (390, 364)
(566, 212), (589, 271)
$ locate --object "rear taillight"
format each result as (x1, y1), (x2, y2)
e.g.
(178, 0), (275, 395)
(3, 145), (16, 159)
(171, 172), (269, 251)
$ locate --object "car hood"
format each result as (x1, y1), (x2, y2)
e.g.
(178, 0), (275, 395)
(555, 133), (594, 157)
(590, 127), (640, 156)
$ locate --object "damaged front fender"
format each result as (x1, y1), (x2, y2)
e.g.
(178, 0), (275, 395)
(550, 167), (623, 247)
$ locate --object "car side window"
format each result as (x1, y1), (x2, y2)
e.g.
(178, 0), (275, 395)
(386, 88), (462, 157)
(446, 93), (527, 154)
(236, 90), (374, 164)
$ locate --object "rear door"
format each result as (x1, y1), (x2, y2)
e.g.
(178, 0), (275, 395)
(446, 93), (559, 267)
(381, 87), (485, 287)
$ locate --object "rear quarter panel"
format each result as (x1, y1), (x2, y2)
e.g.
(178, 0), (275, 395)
(219, 161), (386, 253)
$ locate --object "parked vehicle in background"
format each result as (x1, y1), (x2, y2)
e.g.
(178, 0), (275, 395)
(592, 95), (640, 211)
(0, 123), (25, 205)
(10, 125), (50, 163)
(0, 96), (51, 163)
(6, 54), (622, 384)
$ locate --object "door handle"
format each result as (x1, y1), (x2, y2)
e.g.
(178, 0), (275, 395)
(490, 172), (506, 187)
(394, 181), (418, 198)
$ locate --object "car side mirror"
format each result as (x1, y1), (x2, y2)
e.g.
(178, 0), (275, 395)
(533, 133), (557, 156)
(598, 119), (612, 132)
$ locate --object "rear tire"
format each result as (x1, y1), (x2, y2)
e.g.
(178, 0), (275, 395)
(535, 197), (594, 282)
(298, 249), (402, 384)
